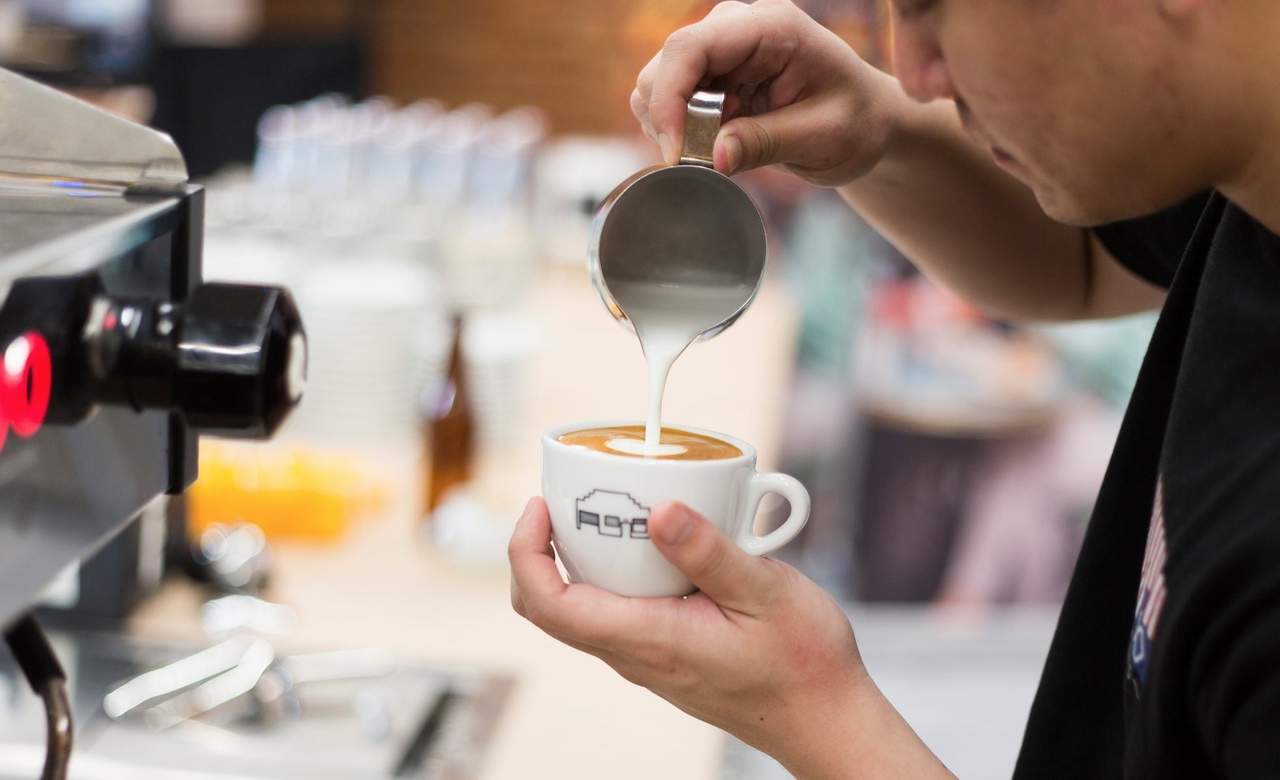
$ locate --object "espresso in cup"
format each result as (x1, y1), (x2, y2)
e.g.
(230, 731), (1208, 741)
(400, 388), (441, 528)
(558, 424), (742, 461)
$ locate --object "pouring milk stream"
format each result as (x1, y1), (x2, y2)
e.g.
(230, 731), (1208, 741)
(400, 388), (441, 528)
(588, 90), (767, 456)
(608, 282), (758, 455)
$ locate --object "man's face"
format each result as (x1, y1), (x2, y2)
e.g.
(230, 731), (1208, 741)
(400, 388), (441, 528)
(892, 0), (1224, 225)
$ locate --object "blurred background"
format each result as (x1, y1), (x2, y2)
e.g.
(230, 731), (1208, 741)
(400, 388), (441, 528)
(0, 1), (1155, 778)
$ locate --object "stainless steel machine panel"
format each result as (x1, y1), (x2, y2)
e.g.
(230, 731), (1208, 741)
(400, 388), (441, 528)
(0, 190), (200, 631)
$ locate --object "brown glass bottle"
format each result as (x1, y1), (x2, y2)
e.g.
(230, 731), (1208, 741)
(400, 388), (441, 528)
(423, 315), (475, 519)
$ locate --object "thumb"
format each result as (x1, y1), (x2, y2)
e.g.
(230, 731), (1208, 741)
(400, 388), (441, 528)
(648, 502), (777, 615)
(715, 102), (813, 174)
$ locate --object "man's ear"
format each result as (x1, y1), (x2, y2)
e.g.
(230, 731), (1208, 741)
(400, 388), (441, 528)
(1157, 0), (1206, 21)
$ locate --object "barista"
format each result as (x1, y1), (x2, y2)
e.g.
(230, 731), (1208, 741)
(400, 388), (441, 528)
(512, 1), (1280, 776)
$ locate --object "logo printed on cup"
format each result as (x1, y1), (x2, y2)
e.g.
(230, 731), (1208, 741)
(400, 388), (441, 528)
(575, 489), (651, 540)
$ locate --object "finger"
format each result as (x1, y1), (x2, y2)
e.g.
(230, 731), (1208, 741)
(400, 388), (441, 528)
(513, 578), (634, 666)
(647, 502), (780, 615)
(631, 88), (657, 142)
(633, 50), (663, 139)
(766, 59), (807, 109)
(509, 572), (532, 621)
(634, 49), (662, 106)
(508, 497), (564, 597)
(722, 90), (743, 122)
(509, 498), (661, 649)
(714, 97), (836, 174)
(722, 79), (773, 123)
(707, 0), (748, 17)
(649, 2), (796, 163)
(717, 12), (802, 94)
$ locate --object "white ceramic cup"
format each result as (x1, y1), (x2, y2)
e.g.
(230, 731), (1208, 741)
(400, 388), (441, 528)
(542, 420), (810, 597)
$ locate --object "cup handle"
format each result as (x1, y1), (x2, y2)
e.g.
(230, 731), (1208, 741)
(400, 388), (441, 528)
(736, 472), (810, 557)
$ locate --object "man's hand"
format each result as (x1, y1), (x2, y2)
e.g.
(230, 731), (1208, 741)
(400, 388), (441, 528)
(632, 0), (901, 185)
(509, 498), (953, 779)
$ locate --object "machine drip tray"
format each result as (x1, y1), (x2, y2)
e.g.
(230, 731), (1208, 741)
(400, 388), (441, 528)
(0, 631), (512, 779)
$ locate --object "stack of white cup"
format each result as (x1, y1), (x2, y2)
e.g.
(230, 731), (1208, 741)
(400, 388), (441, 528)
(464, 312), (538, 447)
(293, 259), (442, 452)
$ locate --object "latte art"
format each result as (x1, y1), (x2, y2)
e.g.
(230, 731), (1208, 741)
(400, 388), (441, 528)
(558, 425), (742, 461)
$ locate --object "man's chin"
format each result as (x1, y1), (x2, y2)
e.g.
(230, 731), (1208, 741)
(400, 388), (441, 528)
(1032, 177), (1198, 227)
(1032, 186), (1117, 228)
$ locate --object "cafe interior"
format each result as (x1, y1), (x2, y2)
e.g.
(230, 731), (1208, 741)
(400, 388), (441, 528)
(0, 1), (1158, 778)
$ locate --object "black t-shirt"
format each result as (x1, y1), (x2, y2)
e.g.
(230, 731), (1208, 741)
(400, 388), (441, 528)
(1012, 192), (1280, 777)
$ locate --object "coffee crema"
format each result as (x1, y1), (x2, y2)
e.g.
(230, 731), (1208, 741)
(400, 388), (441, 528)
(558, 425), (742, 461)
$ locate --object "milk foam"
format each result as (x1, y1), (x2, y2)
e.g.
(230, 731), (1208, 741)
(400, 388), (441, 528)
(605, 437), (686, 457)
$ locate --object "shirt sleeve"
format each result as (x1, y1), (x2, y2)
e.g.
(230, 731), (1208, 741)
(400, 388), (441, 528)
(1092, 192), (1215, 288)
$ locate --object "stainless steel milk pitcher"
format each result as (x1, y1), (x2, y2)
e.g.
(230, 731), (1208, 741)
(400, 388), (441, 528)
(588, 90), (767, 342)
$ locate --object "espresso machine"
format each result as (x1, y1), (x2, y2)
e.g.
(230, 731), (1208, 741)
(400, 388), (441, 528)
(0, 68), (511, 780)
(0, 67), (305, 777)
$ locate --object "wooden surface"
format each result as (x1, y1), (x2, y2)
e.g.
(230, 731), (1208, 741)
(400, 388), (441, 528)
(130, 263), (798, 780)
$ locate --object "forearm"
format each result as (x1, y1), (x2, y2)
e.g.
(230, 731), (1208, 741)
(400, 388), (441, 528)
(772, 674), (954, 780)
(841, 81), (1092, 322)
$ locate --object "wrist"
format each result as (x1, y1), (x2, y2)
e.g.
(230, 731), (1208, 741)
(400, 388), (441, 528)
(768, 668), (879, 779)
(855, 69), (918, 182)
(772, 670), (952, 780)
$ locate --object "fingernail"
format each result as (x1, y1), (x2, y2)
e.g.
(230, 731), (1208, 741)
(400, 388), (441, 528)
(719, 133), (742, 174)
(521, 497), (538, 518)
(657, 131), (675, 164)
(655, 505), (694, 545)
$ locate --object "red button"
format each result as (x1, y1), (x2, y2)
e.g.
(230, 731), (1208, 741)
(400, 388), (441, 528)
(3, 332), (51, 439)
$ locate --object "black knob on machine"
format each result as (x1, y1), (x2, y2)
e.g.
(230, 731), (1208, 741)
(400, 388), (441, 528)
(173, 284), (307, 437)
(86, 283), (307, 438)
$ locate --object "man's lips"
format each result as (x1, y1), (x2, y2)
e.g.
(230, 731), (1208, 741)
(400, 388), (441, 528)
(977, 129), (1024, 171)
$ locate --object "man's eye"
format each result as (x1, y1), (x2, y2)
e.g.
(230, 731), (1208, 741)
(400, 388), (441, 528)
(896, 0), (940, 19)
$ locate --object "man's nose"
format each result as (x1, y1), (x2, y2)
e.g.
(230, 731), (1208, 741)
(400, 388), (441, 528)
(891, 20), (956, 103)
